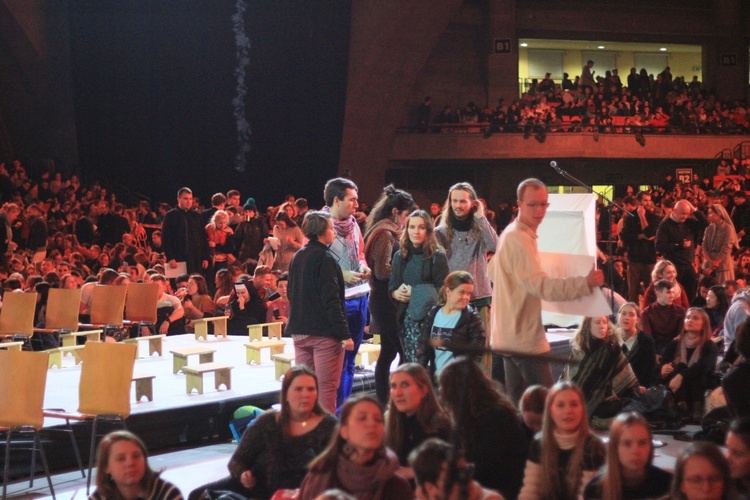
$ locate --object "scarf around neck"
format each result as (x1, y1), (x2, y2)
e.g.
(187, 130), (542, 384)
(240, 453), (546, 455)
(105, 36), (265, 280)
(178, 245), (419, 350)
(323, 206), (360, 268)
(449, 211), (473, 232)
(680, 334), (702, 367)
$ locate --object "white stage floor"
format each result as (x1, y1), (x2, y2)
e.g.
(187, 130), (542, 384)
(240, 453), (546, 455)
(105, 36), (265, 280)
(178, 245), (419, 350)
(42, 334), (292, 428)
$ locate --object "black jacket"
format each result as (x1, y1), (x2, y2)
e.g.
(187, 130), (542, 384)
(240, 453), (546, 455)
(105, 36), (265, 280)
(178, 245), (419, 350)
(620, 211), (661, 264)
(286, 240), (350, 341)
(417, 304), (485, 371)
(161, 207), (209, 274)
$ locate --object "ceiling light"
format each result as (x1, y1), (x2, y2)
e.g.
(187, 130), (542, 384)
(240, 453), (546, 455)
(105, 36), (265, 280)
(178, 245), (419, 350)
(597, 45), (605, 49)
(660, 47), (667, 51)
(520, 43), (528, 47)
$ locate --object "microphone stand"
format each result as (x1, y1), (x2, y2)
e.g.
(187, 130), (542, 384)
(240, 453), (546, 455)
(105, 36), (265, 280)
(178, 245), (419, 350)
(550, 162), (633, 315)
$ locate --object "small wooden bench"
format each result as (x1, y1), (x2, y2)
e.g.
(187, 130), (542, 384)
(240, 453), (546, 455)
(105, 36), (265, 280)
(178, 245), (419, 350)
(123, 334), (166, 357)
(193, 316), (229, 341)
(356, 343), (381, 366)
(272, 352), (296, 380)
(244, 340), (286, 365)
(0, 341), (24, 351)
(60, 329), (102, 347)
(247, 322), (283, 342)
(372, 334), (381, 345)
(182, 363), (233, 395)
(47, 345), (85, 369)
(170, 346), (216, 374)
(132, 373), (156, 402)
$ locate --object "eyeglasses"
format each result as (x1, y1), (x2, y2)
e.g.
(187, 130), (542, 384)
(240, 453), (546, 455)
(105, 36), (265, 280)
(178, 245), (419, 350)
(684, 475), (723, 486)
(523, 202), (551, 210)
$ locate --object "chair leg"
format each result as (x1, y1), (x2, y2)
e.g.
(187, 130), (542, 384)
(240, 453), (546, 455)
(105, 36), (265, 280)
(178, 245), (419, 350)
(87, 415), (126, 495)
(61, 419), (85, 478)
(3, 430), (11, 500)
(34, 431), (55, 499)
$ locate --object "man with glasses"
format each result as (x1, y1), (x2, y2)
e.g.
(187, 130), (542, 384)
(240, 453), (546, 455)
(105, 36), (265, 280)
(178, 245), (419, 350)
(489, 178), (604, 403)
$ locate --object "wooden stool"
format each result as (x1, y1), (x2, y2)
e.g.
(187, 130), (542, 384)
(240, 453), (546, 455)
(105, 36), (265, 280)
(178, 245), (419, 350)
(272, 352), (295, 380)
(132, 373), (155, 402)
(193, 316), (229, 340)
(182, 363), (233, 394)
(356, 343), (382, 365)
(169, 346), (216, 374)
(123, 334), (165, 357)
(0, 341), (24, 351)
(244, 340), (285, 365)
(48, 345), (85, 369)
(60, 329), (102, 348)
(247, 322), (283, 342)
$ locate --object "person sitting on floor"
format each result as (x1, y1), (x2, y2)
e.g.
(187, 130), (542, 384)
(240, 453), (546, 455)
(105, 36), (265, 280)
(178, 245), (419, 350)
(641, 279), (686, 356)
(188, 366), (337, 500)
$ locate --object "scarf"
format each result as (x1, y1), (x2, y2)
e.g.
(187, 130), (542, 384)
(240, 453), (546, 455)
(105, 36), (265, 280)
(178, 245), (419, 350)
(300, 447), (400, 500)
(679, 334), (702, 367)
(323, 206), (360, 268)
(449, 211), (473, 232)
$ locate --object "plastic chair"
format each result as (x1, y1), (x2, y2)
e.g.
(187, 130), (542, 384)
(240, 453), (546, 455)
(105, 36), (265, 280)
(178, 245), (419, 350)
(34, 288), (82, 349)
(43, 341), (137, 493)
(124, 283), (159, 335)
(0, 349), (55, 498)
(0, 292), (37, 341)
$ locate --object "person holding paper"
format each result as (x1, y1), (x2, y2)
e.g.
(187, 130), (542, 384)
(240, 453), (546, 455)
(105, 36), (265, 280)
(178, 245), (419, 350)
(161, 187), (209, 275)
(489, 178), (604, 404)
(321, 177), (371, 409)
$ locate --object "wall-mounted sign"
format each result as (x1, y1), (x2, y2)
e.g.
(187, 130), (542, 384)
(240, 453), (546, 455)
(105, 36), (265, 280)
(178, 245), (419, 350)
(721, 54), (737, 66)
(494, 39), (512, 54)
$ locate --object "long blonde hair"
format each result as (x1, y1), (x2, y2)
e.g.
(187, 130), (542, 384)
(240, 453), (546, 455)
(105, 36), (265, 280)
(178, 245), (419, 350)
(602, 412), (653, 500)
(539, 382), (591, 499)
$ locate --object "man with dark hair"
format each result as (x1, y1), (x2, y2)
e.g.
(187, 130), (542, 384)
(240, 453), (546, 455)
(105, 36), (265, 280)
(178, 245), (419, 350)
(294, 198), (309, 226)
(161, 187), (209, 274)
(732, 190), (750, 248)
(641, 279), (685, 355)
(201, 192), (227, 228)
(620, 191), (661, 303)
(286, 211), (353, 412)
(322, 177), (371, 408)
(25, 203), (47, 263)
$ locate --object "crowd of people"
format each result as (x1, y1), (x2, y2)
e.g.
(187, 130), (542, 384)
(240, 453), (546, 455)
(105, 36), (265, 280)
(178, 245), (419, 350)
(7, 158), (750, 498)
(415, 63), (749, 137)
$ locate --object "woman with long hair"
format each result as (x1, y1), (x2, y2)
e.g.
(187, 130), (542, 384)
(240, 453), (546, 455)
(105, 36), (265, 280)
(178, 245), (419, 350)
(659, 307), (719, 421)
(518, 382), (605, 499)
(363, 185), (416, 403)
(417, 271), (485, 375)
(561, 315), (641, 419)
(272, 209), (303, 273)
(181, 274), (216, 332)
(213, 268), (234, 304)
(389, 210), (448, 363)
(91, 430), (183, 499)
(298, 394), (412, 500)
(670, 441), (733, 500)
(384, 363), (451, 479)
(189, 366), (336, 500)
(439, 356), (528, 499)
(702, 203), (737, 283)
(641, 259), (690, 310)
(583, 412), (672, 499)
(617, 302), (657, 388)
(727, 417), (750, 496)
(205, 210), (236, 271)
(705, 284), (730, 333)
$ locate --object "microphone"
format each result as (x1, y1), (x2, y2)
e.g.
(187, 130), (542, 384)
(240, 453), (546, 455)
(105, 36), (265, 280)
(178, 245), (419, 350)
(550, 160), (560, 172)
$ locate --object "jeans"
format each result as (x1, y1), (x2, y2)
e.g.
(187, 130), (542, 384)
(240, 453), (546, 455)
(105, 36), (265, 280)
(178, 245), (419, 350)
(336, 295), (368, 409)
(294, 335), (345, 414)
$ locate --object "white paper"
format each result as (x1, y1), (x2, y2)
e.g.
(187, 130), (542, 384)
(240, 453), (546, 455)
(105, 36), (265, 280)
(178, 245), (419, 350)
(165, 261), (187, 278)
(539, 251), (612, 318)
(345, 282), (370, 299)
